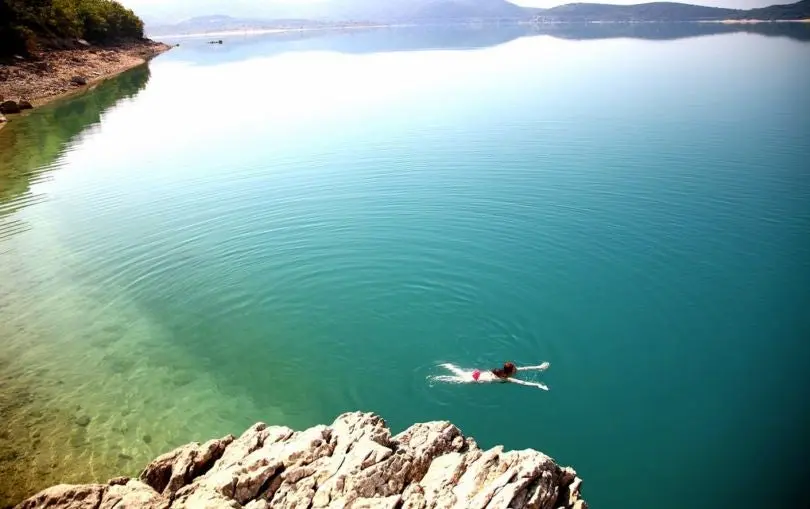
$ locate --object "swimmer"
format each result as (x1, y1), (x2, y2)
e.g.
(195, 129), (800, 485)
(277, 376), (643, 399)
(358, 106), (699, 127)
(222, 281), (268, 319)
(435, 361), (550, 390)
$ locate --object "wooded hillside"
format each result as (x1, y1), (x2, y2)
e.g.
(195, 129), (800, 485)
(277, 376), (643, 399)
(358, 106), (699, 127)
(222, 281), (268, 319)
(1, 0), (144, 56)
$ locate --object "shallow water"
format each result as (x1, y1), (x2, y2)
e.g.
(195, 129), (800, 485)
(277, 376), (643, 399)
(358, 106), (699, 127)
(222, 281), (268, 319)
(1, 25), (809, 508)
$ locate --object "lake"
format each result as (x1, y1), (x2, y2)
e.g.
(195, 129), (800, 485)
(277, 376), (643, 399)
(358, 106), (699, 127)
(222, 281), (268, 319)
(1, 24), (809, 508)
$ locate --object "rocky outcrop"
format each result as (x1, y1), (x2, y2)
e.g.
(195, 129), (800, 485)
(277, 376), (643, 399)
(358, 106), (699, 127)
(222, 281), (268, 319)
(0, 100), (20, 114)
(15, 480), (167, 509)
(0, 98), (32, 115)
(14, 412), (587, 509)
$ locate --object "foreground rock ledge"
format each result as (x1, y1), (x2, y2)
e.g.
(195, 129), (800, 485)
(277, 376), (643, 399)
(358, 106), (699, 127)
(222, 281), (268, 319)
(16, 412), (587, 509)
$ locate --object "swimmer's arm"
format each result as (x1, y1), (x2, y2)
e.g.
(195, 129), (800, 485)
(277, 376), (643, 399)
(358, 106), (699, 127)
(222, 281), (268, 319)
(440, 363), (469, 378)
(508, 378), (549, 391)
(517, 362), (550, 372)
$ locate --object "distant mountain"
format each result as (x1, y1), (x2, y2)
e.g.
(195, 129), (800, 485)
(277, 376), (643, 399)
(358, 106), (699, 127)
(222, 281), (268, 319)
(147, 15), (334, 36)
(145, 0), (529, 36)
(739, 0), (810, 19)
(318, 0), (527, 21)
(529, 0), (810, 21)
(141, 0), (526, 26)
(143, 0), (810, 36)
(532, 2), (739, 22)
(161, 23), (810, 64)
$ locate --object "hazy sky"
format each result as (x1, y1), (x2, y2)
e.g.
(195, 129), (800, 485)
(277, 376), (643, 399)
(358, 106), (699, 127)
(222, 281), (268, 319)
(119, 0), (783, 18)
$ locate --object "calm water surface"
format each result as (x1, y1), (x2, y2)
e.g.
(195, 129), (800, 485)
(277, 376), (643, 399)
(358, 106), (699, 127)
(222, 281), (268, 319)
(1, 25), (809, 508)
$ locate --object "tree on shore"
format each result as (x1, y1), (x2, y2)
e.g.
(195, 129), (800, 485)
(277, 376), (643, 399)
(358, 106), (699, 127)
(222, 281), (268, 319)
(1, 0), (145, 56)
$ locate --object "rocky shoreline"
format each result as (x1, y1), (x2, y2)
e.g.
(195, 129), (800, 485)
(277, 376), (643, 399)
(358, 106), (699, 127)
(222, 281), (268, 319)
(14, 412), (587, 509)
(0, 39), (170, 129)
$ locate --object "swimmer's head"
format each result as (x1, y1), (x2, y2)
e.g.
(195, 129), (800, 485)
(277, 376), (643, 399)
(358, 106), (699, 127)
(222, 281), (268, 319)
(492, 362), (517, 379)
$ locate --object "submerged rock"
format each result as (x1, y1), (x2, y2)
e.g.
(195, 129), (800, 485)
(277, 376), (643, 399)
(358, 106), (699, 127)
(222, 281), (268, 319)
(75, 415), (91, 427)
(18, 99), (33, 110)
(15, 412), (587, 508)
(0, 100), (20, 114)
(0, 448), (20, 463)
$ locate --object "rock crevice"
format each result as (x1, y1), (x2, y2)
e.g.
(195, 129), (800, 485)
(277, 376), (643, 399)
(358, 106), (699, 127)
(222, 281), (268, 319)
(15, 412), (587, 509)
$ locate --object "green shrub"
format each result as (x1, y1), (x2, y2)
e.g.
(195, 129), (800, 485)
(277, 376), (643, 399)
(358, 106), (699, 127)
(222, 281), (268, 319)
(1, 0), (144, 56)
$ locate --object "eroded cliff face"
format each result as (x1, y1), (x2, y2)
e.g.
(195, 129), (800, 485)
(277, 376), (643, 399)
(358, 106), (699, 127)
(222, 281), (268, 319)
(15, 412), (587, 509)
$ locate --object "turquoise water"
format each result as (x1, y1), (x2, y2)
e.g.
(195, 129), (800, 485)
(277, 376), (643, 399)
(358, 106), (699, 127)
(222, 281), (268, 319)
(1, 26), (809, 508)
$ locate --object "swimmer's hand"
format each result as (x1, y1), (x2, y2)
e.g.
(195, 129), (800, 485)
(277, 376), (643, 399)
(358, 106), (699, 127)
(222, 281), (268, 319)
(507, 378), (549, 391)
(517, 362), (550, 372)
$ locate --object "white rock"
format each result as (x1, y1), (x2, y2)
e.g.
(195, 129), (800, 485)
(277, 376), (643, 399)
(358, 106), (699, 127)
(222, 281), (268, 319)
(16, 412), (587, 509)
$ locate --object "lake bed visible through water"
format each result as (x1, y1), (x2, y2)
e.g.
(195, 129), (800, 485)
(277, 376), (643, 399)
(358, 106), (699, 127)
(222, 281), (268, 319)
(1, 24), (809, 508)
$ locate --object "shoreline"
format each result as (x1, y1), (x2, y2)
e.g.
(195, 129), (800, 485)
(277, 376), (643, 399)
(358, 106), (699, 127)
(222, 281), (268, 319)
(0, 39), (172, 132)
(15, 412), (588, 509)
(706, 18), (810, 23)
(528, 18), (810, 24)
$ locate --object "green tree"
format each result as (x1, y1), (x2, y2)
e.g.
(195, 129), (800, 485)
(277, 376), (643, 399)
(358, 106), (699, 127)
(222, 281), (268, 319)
(1, 0), (145, 56)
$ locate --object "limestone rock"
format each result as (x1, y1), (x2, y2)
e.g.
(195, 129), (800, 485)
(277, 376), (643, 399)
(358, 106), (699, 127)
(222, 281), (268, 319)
(16, 412), (587, 509)
(0, 100), (20, 114)
(0, 114), (6, 123)
(15, 484), (105, 509)
(109, 476), (130, 486)
(98, 480), (167, 509)
(140, 435), (235, 496)
(15, 479), (165, 509)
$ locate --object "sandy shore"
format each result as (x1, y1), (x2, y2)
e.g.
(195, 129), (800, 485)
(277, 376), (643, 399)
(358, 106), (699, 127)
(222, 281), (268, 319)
(0, 39), (171, 131)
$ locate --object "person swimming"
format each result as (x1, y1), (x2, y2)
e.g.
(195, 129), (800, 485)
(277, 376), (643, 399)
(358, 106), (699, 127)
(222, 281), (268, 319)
(435, 361), (550, 390)
(481, 361), (517, 379)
